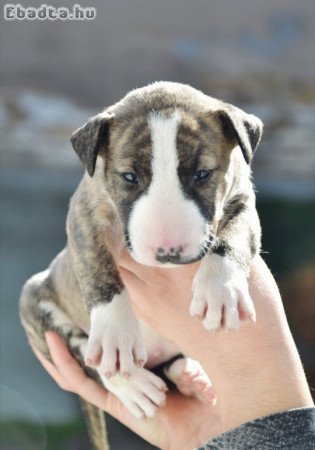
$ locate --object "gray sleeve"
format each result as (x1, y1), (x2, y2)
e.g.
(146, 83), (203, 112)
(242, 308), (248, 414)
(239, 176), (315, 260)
(199, 407), (315, 449)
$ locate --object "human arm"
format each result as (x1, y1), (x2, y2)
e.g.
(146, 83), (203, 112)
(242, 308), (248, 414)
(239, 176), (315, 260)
(31, 255), (314, 449)
(119, 254), (313, 432)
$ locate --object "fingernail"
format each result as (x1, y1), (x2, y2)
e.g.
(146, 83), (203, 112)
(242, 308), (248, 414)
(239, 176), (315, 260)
(104, 371), (112, 379)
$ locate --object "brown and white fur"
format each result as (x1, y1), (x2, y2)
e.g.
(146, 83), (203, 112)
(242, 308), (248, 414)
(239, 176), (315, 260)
(20, 82), (263, 450)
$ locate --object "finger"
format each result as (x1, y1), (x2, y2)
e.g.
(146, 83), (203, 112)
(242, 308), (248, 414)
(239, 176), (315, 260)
(32, 332), (152, 431)
(45, 332), (77, 367)
(119, 267), (145, 291)
(31, 343), (64, 383)
(45, 332), (87, 380)
(118, 251), (160, 283)
(77, 376), (111, 410)
(118, 250), (142, 271)
(44, 333), (114, 409)
(43, 332), (166, 442)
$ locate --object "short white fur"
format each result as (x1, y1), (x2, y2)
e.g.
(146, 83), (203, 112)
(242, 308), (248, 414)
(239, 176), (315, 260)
(128, 111), (207, 266)
(99, 368), (167, 419)
(190, 254), (256, 330)
(85, 289), (147, 377)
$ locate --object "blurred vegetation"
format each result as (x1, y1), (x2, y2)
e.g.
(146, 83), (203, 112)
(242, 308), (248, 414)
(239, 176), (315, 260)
(0, 415), (157, 450)
(258, 198), (315, 403)
(257, 198), (315, 275)
(0, 418), (88, 450)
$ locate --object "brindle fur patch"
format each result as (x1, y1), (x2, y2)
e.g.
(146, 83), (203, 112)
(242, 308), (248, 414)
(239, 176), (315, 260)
(20, 81), (263, 450)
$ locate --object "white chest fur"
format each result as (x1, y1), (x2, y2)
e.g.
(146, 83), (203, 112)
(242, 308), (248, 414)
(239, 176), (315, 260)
(139, 320), (179, 368)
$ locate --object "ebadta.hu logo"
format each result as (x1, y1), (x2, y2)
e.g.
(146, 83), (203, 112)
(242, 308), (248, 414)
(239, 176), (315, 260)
(3, 3), (97, 20)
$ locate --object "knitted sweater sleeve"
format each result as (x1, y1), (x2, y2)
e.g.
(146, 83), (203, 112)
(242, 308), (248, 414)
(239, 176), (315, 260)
(199, 407), (315, 449)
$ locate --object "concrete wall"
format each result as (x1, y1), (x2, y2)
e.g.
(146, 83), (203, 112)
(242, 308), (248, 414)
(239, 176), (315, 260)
(2, 0), (314, 106)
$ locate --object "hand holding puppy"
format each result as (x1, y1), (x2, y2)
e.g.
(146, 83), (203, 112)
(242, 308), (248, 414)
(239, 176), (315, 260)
(33, 256), (313, 449)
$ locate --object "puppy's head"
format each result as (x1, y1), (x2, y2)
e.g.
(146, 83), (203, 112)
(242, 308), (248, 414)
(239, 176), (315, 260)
(71, 82), (263, 266)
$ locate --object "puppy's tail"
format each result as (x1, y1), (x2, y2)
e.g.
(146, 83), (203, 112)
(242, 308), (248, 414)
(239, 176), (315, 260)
(80, 398), (110, 450)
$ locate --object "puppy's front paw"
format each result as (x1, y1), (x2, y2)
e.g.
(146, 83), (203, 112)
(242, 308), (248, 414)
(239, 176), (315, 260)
(190, 255), (256, 331)
(85, 290), (147, 378)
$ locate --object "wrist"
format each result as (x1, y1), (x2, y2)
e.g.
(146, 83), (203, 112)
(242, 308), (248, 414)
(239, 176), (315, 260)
(195, 256), (313, 432)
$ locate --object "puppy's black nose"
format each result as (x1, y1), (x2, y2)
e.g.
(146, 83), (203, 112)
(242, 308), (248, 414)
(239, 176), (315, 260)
(156, 246), (184, 263)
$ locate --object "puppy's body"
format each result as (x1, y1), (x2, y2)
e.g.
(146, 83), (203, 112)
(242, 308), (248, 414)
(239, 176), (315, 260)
(20, 82), (263, 450)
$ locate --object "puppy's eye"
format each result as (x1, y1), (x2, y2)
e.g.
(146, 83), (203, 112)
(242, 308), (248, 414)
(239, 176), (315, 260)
(122, 172), (138, 183)
(194, 169), (212, 182)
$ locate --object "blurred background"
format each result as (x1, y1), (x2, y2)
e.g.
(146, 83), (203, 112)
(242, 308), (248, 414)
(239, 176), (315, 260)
(1, 0), (314, 448)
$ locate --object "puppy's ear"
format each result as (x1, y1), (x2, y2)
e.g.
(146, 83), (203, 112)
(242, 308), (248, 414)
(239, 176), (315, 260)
(215, 106), (263, 164)
(71, 111), (114, 176)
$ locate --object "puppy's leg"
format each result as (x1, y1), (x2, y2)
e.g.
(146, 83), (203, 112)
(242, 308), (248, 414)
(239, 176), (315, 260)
(20, 269), (75, 359)
(164, 357), (216, 404)
(66, 183), (146, 378)
(20, 273), (109, 450)
(20, 269), (93, 368)
(190, 194), (260, 331)
(85, 290), (147, 379)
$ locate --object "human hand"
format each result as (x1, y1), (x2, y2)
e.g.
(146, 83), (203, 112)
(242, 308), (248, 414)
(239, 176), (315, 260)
(118, 253), (313, 432)
(31, 255), (313, 449)
(32, 331), (222, 449)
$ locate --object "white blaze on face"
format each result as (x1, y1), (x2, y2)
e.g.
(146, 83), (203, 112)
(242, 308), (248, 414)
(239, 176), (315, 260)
(128, 111), (207, 266)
